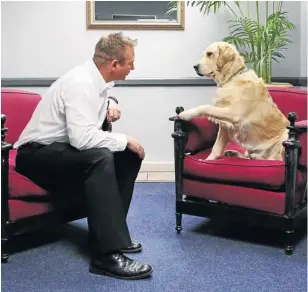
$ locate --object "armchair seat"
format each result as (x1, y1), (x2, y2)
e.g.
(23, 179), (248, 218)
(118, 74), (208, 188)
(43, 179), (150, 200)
(9, 150), (48, 199)
(184, 142), (306, 190)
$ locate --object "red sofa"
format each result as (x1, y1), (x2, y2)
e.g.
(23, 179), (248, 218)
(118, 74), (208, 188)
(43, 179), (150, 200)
(1, 89), (87, 263)
(170, 87), (307, 254)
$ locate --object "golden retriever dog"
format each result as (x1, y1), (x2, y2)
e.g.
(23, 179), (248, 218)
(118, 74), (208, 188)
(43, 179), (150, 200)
(179, 41), (289, 161)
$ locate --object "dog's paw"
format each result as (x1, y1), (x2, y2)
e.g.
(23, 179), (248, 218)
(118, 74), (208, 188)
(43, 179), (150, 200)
(206, 154), (220, 160)
(178, 109), (196, 121)
(224, 150), (249, 159)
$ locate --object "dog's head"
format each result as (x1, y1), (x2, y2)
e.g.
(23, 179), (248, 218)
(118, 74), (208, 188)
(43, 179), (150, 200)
(193, 41), (242, 78)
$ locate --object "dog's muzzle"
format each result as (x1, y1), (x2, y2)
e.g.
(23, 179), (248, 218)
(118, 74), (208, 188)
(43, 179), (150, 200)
(193, 65), (204, 77)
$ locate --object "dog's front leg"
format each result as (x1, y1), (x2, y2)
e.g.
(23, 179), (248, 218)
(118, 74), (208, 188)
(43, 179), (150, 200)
(178, 107), (201, 121)
(180, 105), (240, 124)
(206, 126), (229, 160)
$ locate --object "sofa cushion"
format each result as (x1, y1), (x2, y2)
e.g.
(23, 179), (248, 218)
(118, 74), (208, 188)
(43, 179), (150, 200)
(183, 143), (306, 190)
(8, 150), (48, 198)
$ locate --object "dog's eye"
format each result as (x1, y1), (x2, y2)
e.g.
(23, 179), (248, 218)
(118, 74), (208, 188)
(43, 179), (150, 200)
(206, 52), (213, 57)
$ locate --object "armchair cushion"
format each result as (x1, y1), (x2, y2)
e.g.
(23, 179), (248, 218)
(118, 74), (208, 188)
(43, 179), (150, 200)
(184, 143), (306, 190)
(8, 150), (48, 198)
(268, 88), (307, 121)
(1, 89), (41, 145)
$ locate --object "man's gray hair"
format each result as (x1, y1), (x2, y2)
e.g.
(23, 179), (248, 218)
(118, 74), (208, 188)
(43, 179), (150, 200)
(93, 32), (137, 65)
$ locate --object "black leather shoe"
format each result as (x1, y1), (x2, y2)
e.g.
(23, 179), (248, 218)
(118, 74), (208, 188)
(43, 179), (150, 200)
(120, 240), (142, 253)
(89, 253), (152, 280)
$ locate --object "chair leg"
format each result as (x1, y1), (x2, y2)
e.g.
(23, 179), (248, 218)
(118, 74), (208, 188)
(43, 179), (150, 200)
(176, 213), (182, 234)
(284, 229), (294, 255)
(1, 227), (10, 263)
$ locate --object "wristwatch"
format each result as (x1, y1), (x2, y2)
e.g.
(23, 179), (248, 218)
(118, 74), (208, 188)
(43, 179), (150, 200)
(108, 96), (118, 104)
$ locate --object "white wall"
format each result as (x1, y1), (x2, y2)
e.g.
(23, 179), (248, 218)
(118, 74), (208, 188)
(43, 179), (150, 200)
(1, 1), (306, 171)
(1, 1), (230, 78)
(2, 1), (304, 78)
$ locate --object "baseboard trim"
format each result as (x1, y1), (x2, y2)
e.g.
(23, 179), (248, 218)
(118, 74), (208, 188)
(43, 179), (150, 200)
(136, 172), (175, 182)
(140, 161), (174, 172)
(137, 162), (175, 182)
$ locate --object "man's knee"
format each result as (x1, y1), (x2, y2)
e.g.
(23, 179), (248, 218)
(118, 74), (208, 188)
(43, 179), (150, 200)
(84, 148), (114, 167)
(125, 148), (142, 167)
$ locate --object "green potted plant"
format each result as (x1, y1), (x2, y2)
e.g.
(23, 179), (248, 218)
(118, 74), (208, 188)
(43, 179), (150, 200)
(166, 1), (296, 86)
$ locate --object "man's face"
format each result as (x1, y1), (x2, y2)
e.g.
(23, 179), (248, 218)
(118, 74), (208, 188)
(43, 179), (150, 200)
(112, 46), (135, 80)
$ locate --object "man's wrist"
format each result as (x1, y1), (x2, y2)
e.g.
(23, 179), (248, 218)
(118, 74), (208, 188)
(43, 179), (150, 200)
(108, 96), (118, 104)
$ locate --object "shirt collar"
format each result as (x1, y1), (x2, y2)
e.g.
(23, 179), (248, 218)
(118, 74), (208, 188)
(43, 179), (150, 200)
(85, 59), (115, 93)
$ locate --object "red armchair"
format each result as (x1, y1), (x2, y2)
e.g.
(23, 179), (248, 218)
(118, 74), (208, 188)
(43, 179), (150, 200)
(1, 89), (87, 263)
(170, 87), (307, 254)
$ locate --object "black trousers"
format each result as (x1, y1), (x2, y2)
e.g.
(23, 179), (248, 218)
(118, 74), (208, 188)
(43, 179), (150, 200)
(15, 142), (142, 255)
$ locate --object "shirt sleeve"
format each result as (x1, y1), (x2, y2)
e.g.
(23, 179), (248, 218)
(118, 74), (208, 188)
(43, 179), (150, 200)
(63, 82), (127, 152)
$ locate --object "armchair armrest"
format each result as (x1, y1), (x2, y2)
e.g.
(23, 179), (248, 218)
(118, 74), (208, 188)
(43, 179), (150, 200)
(169, 107), (188, 140)
(169, 107), (187, 208)
(295, 120), (307, 132)
(2, 114), (13, 224)
(283, 113), (306, 217)
(169, 107), (219, 154)
(295, 120), (307, 167)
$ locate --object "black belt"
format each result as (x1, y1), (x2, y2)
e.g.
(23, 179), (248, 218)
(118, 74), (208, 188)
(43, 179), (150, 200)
(18, 142), (44, 151)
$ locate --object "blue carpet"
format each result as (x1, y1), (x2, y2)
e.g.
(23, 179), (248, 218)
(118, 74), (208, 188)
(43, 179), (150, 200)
(1, 183), (307, 292)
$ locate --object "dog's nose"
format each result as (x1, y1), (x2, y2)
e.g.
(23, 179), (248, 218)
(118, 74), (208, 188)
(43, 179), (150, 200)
(193, 64), (199, 71)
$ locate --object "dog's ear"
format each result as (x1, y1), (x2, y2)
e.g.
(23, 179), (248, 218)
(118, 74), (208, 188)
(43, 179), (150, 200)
(216, 45), (236, 69)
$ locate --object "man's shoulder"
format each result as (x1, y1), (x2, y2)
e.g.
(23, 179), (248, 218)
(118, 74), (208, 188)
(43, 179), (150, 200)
(65, 60), (92, 79)
(59, 61), (95, 87)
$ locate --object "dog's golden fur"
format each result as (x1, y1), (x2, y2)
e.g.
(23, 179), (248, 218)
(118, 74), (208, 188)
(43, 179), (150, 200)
(179, 41), (289, 160)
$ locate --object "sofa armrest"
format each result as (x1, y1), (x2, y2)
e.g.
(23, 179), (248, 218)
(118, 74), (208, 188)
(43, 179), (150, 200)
(1, 114), (13, 223)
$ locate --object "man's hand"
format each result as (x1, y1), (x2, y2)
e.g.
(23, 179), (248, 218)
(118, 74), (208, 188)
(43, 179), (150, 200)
(126, 136), (145, 160)
(107, 100), (121, 122)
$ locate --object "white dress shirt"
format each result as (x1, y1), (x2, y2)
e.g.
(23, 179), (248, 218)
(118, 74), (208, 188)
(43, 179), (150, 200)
(14, 60), (128, 152)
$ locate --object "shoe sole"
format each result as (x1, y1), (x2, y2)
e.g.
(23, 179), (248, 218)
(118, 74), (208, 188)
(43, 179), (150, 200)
(89, 266), (153, 280)
(119, 246), (142, 253)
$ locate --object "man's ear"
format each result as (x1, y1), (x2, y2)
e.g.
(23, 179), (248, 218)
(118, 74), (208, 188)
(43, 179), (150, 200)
(216, 46), (236, 69)
(111, 60), (118, 69)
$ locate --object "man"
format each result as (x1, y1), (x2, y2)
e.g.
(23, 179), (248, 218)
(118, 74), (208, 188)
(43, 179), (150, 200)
(14, 33), (152, 280)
